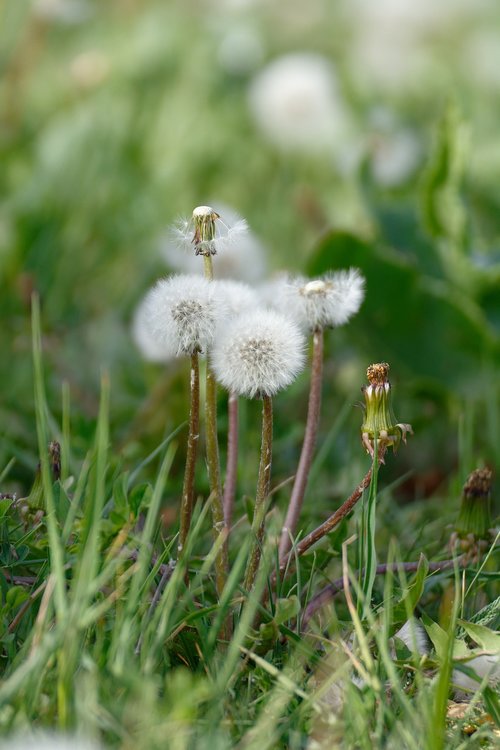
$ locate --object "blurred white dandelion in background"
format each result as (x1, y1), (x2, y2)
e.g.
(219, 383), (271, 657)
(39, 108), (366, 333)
(248, 53), (349, 154)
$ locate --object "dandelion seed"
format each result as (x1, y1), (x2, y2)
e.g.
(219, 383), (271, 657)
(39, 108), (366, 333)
(172, 205), (248, 258)
(162, 204), (266, 282)
(212, 309), (305, 399)
(281, 269), (365, 332)
(142, 274), (227, 358)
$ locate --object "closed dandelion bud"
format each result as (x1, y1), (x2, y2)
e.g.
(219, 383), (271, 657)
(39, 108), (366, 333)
(360, 362), (412, 457)
(456, 468), (493, 540)
(212, 309), (305, 399)
(173, 205), (248, 258)
(142, 274), (227, 357)
(282, 269), (365, 332)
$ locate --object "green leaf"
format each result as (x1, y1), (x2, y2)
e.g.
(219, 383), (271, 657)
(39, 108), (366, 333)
(392, 554), (429, 626)
(421, 613), (469, 660)
(457, 620), (500, 653)
(274, 596), (300, 626)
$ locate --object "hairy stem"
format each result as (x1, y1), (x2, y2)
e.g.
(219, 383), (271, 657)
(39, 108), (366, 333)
(277, 449), (386, 580)
(279, 327), (323, 561)
(202, 253), (229, 630)
(244, 395), (273, 592)
(178, 351), (200, 554)
(223, 391), (239, 529)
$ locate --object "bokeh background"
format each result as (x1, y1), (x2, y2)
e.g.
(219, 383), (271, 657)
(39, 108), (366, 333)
(2, 0), (499, 517)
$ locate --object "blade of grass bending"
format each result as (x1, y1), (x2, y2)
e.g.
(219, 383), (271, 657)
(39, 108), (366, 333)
(61, 380), (71, 482)
(31, 294), (67, 620)
(127, 421), (186, 487)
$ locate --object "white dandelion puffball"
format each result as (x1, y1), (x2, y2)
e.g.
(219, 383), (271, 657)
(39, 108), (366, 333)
(212, 279), (260, 318)
(132, 295), (174, 363)
(281, 269), (365, 332)
(212, 309), (305, 398)
(142, 275), (226, 357)
(162, 204), (266, 282)
(248, 53), (348, 154)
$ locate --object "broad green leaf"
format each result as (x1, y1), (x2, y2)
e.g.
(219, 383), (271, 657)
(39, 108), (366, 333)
(458, 620), (500, 652)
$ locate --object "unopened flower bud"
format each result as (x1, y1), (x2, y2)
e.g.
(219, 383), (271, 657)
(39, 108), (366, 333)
(456, 468), (493, 540)
(360, 362), (412, 457)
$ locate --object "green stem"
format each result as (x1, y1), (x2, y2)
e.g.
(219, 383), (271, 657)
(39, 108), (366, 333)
(178, 351), (200, 554)
(202, 253), (229, 621)
(244, 395), (273, 592)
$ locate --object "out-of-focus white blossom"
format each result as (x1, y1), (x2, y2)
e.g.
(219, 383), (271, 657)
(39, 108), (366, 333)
(162, 204), (266, 282)
(256, 273), (291, 309)
(212, 309), (305, 398)
(370, 130), (421, 187)
(218, 27), (264, 75)
(279, 270), (365, 332)
(33, 0), (91, 24)
(248, 53), (348, 154)
(142, 275), (227, 357)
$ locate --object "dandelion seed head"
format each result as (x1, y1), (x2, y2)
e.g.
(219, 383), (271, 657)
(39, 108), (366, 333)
(142, 274), (226, 357)
(248, 53), (348, 154)
(282, 268), (365, 331)
(212, 279), (259, 318)
(132, 296), (174, 363)
(170, 205), (248, 258)
(212, 309), (305, 398)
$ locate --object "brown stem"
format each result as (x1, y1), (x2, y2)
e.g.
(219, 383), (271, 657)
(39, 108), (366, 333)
(223, 391), (239, 529)
(279, 328), (323, 561)
(178, 351), (200, 554)
(244, 395), (273, 592)
(301, 558), (462, 631)
(277, 452), (386, 581)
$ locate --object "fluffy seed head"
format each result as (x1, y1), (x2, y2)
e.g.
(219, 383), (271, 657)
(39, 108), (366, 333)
(132, 296), (174, 363)
(281, 269), (365, 331)
(142, 274), (226, 357)
(212, 309), (305, 398)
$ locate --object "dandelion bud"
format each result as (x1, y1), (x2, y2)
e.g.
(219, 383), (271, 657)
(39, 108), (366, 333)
(281, 269), (365, 332)
(360, 362), (412, 457)
(172, 205), (248, 258)
(142, 274), (226, 357)
(212, 309), (305, 399)
(456, 468), (493, 540)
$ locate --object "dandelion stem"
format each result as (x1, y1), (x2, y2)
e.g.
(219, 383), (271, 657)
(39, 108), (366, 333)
(202, 252), (230, 626)
(244, 395), (273, 592)
(178, 351), (200, 554)
(223, 391), (239, 529)
(279, 327), (323, 561)
(277, 448), (386, 579)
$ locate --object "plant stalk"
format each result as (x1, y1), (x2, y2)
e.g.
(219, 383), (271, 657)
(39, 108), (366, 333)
(244, 395), (273, 592)
(223, 391), (239, 529)
(279, 327), (323, 561)
(178, 351), (200, 554)
(277, 448), (386, 580)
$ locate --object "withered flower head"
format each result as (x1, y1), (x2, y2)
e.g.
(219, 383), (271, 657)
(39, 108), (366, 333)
(361, 362), (412, 458)
(457, 467), (493, 540)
